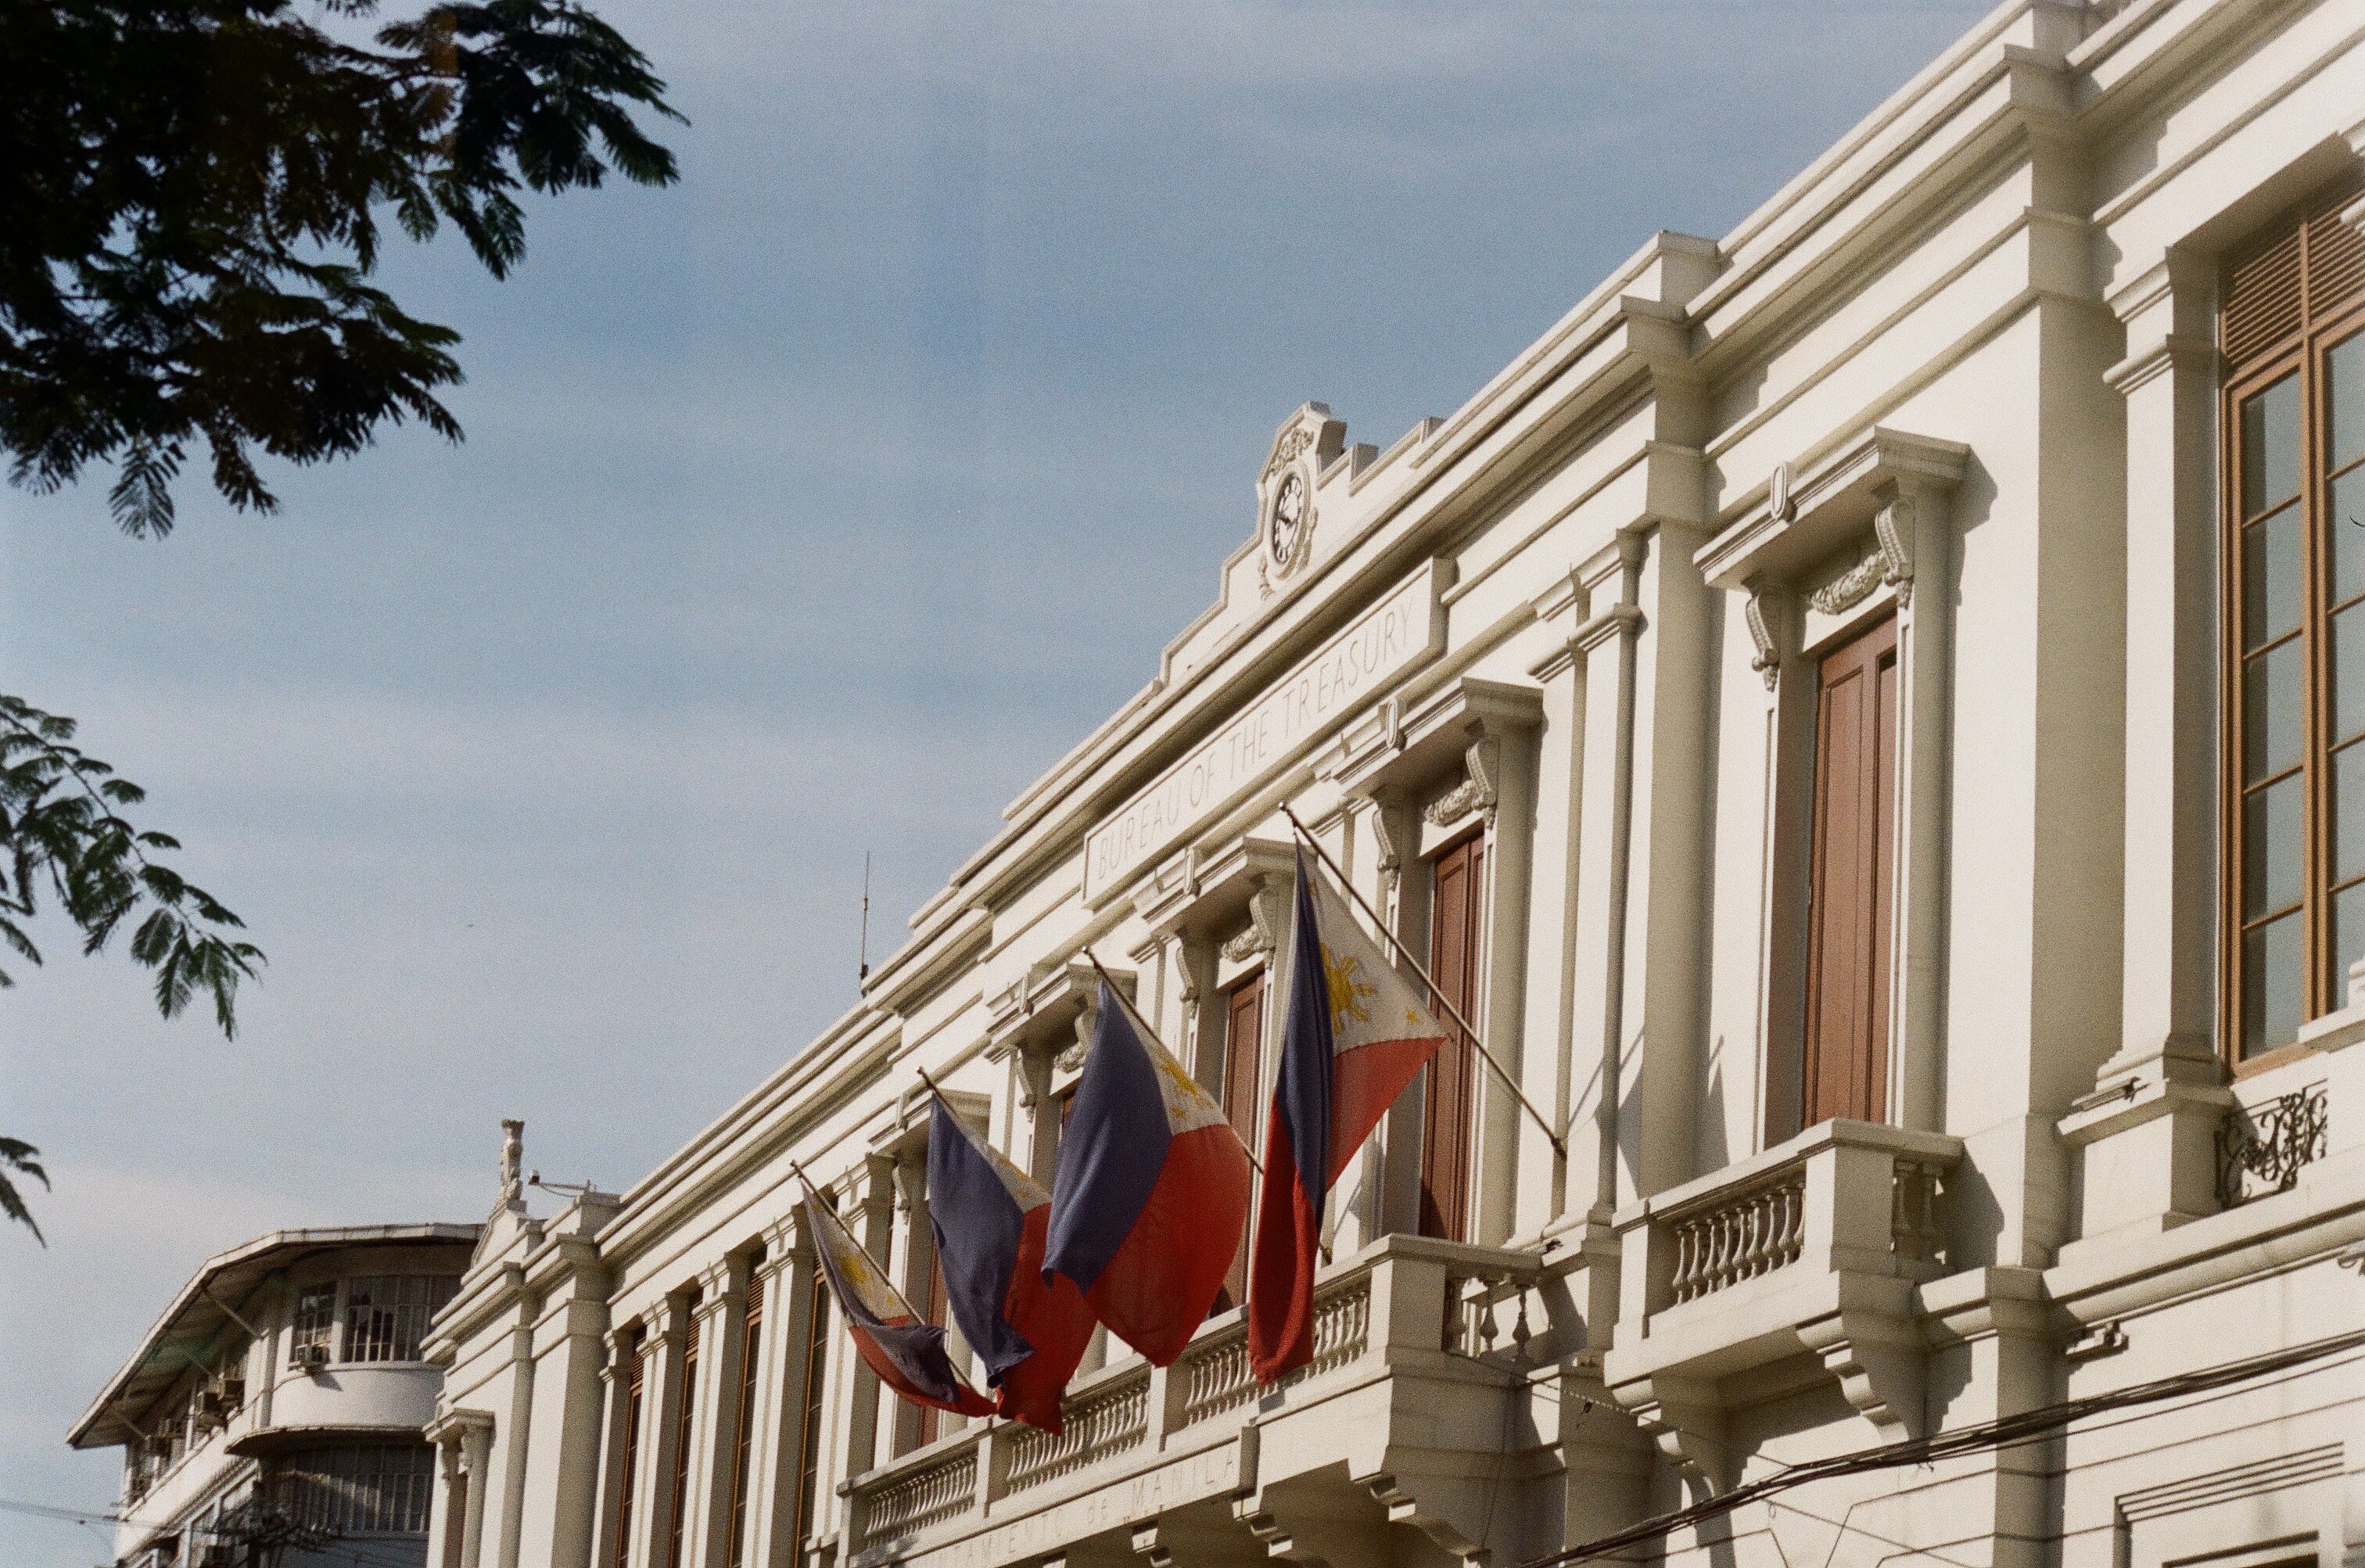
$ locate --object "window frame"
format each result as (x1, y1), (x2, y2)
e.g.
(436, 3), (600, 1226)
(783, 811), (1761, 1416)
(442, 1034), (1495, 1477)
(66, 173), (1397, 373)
(2219, 194), (2365, 1073)
(1419, 827), (1485, 1243)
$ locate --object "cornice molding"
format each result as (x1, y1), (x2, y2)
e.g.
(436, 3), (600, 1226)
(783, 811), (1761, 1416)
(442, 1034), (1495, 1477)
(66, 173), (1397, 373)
(2103, 332), (2219, 397)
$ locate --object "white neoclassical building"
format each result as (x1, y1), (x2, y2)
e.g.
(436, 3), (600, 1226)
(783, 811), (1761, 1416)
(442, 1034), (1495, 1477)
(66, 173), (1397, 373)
(71, 1223), (480, 1568)
(424, 6), (2365, 1568)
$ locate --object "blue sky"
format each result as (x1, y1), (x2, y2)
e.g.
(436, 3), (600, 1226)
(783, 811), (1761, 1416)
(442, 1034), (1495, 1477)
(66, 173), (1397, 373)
(0, 2), (1992, 1555)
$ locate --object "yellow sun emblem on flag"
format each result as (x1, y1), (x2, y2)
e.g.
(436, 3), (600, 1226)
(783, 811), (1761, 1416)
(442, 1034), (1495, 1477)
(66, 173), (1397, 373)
(1323, 946), (1375, 1028)
(1149, 1038), (1212, 1118)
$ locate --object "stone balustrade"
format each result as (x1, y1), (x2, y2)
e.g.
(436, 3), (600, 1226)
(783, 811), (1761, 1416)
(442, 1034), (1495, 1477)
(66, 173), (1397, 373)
(1606, 1118), (1965, 1462)
(838, 1233), (1538, 1567)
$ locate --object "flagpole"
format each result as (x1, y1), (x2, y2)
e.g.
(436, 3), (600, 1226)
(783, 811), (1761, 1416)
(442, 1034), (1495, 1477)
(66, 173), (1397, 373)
(1279, 802), (1566, 1157)
(1080, 949), (1266, 1178)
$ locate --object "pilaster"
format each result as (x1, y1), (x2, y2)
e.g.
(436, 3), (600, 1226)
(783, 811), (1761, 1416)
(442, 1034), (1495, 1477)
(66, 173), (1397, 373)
(741, 1219), (809, 1568)
(633, 1291), (699, 1568)
(688, 1255), (752, 1568)
(2098, 249), (2223, 1093)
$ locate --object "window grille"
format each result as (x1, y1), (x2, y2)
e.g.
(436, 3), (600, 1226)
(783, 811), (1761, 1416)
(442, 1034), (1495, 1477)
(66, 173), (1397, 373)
(291, 1283), (336, 1363)
(269, 1444), (436, 1534)
(343, 1275), (459, 1363)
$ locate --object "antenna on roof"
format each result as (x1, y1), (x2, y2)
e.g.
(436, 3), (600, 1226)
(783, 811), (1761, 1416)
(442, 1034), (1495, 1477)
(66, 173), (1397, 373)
(858, 850), (873, 985)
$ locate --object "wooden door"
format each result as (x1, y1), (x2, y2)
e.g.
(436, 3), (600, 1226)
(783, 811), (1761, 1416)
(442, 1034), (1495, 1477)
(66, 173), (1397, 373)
(1421, 834), (1484, 1241)
(1802, 615), (1900, 1127)
(1213, 971), (1265, 1312)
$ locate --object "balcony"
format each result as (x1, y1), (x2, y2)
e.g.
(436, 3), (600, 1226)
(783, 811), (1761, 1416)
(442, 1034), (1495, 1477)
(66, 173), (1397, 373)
(1604, 1118), (1964, 1484)
(841, 1234), (1544, 1568)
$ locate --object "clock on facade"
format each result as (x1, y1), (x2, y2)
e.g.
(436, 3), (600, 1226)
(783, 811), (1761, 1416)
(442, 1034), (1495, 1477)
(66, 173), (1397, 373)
(1267, 470), (1308, 569)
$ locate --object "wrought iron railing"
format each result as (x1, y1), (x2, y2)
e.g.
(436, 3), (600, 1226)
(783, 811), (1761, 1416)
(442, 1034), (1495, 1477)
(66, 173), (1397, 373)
(2218, 1084), (2329, 1208)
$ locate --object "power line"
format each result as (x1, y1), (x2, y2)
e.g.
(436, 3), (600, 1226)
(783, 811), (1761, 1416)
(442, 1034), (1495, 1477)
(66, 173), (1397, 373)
(1520, 1323), (2365, 1568)
(0, 1495), (124, 1525)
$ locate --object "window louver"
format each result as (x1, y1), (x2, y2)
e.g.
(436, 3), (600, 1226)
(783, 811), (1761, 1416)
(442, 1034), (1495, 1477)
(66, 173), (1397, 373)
(2223, 225), (2304, 368)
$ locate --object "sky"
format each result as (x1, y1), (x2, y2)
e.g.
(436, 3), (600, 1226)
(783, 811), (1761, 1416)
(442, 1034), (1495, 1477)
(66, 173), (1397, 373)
(0, 2), (1995, 1557)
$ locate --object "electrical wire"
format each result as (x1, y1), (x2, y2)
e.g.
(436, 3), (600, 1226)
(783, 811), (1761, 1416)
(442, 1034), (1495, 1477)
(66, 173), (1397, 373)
(1517, 1322), (2365, 1568)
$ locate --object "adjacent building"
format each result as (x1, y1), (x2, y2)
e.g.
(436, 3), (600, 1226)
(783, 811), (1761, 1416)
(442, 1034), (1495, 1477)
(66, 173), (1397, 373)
(425, 5), (2365, 1568)
(70, 1224), (479, 1568)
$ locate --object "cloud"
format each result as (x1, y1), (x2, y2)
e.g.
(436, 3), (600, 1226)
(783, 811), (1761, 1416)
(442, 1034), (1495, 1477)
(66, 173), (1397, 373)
(0, 2), (1997, 1556)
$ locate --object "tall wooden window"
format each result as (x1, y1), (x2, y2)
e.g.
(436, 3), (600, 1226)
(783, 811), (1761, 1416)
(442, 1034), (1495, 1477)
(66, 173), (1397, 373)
(1421, 834), (1484, 1241)
(2223, 185), (2365, 1064)
(611, 1329), (648, 1568)
(906, 1221), (951, 1450)
(662, 1311), (699, 1568)
(1213, 970), (1266, 1313)
(723, 1263), (764, 1568)
(788, 1282), (831, 1557)
(1802, 615), (1898, 1127)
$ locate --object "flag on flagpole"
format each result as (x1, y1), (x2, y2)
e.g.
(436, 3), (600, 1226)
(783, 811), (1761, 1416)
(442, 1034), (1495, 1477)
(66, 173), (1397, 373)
(1043, 981), (1252, 1365)
(925, 1094), (1096, 1432)
(1248, 849), (1449, 1383)
(802, 1184), (995, 1420)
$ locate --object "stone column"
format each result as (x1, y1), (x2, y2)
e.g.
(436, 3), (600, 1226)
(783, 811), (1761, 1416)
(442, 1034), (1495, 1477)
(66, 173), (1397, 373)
(1888, 475), (1961, 1137)
(546, 1246), (617, 1568)
(2062, 251), (2230, 1245)
(841, 1158), (896, 1479)
(631, 1293), (698, 1568)
(741, 1218), (809, 1568)
(687, 1255), (750, 1568)
(425, 1410), (494, 1568)
(496, 1294), (537, 1568)
(1166, 930), (1221, 1093)
(1526, 569), (1593, 1232)
(1365, 785), (1426, 1239)
(591, 1322), (643, 1568)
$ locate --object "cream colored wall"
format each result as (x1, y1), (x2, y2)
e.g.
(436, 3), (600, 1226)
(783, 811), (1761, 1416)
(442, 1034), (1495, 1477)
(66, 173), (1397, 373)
(424, 7), (2365, 1568)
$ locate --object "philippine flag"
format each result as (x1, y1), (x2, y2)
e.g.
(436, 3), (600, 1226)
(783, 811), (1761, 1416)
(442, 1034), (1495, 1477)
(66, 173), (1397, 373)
(925, 1095), (1096, 1432)
(1043, 981), (1253, 1366)
(1248, 851), (1448, 1383)
(802, 1185), (996, 1420)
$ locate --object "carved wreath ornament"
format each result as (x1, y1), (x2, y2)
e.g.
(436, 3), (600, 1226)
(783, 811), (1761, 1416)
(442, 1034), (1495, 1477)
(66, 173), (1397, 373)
(1809, 498), (1915, 615)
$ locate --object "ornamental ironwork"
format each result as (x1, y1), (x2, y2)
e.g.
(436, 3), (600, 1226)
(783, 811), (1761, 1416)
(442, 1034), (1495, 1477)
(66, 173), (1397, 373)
(2217, 1083), (2329, 1209)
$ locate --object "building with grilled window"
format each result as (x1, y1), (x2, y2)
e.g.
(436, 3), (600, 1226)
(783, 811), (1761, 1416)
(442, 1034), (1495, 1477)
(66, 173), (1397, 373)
(70, 1225), (479, 1568)
(423, 6), (2365, 1568)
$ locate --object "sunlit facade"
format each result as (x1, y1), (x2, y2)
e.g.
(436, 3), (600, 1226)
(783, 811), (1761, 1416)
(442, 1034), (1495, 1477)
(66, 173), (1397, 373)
(424, 6), (2365, 1568)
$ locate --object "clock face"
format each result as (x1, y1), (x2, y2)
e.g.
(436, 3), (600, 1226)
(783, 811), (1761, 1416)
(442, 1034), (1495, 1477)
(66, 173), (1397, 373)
(1269, 472), (1308, 566)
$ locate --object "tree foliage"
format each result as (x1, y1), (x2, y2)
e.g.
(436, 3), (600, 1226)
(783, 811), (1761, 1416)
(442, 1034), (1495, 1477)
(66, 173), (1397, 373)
(0, 694), (262, 1031)
(0, 0), (681, 1239)
(1, 0), (684, 536)
(0, 694), (267, 1243)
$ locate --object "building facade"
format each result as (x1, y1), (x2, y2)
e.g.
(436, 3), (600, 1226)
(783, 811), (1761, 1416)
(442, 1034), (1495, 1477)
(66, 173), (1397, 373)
(425, 5), (2365, 1568)
(71, 1225), (480, 1568)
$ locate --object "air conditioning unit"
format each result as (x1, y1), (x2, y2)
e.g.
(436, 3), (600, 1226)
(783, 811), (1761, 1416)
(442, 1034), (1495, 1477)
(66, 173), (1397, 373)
(197, 1384), (239, 1423)
(292, 1341), (330, 1372)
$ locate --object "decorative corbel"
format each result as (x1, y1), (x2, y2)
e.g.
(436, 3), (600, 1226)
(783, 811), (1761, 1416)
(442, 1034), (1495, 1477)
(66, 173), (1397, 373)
(1423, 734), (1502, 829)
(1168, 931), (1216, 1072)
(1744, 590), (1780, 692)
(1222, 873), (1283, 963)
(1877, 493), (1915, 609)
(889, 1150), (925, 1216)
(1057, 992), (1098, 1073)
